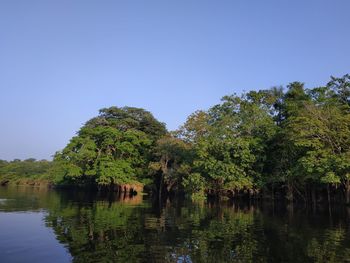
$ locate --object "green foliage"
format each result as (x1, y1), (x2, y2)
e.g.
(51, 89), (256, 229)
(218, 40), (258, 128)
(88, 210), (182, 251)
(176, 74), (350, 201)
(182, 172), (206, 199)
(0, 159), (53, 185)
(178, 91), (277, 197)
(284, 83), (350, 199)
(52, 106), (165, 187)
(149, 135), (193, 193)
(194, 135), (255, 192)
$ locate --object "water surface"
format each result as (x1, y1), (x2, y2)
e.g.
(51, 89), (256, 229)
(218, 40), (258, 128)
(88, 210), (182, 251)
(0, 186), (350, 262)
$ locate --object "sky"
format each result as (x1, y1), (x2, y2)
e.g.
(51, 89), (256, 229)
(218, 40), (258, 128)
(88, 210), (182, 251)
(0, 0), (350, 160)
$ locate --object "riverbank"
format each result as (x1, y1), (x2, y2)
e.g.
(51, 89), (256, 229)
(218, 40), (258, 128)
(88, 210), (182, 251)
(0, 178), (53, 188)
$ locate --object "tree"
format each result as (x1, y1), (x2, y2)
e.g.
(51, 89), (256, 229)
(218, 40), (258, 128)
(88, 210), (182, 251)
(178, 92), (277, 198)
(288, 89), (350, 203)
(149, 135), (192, 198)
(175, 110), (210, 143)
(265, 82), (311, 202)
(53, 106), (165, 190)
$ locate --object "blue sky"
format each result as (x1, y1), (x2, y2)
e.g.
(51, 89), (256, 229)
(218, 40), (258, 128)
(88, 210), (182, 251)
(1, 0), (350, 160)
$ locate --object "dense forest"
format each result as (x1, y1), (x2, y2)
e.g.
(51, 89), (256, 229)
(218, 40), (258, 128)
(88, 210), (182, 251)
(0, 159), (53, 186)
(1, 74), (350, 204)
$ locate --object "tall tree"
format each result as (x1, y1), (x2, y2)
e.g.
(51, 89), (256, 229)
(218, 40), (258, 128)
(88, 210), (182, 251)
(53, 106), (166, 190)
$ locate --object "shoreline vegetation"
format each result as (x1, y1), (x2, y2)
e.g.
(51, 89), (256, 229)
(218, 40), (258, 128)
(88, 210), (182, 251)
(1, 74), (350, 204)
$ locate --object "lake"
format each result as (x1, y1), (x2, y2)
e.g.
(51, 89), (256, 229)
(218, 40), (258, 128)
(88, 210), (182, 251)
(0, 186), (350, 262)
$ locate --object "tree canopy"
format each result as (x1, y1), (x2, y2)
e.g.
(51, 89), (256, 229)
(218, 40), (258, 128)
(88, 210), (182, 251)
(51, 106), (167, 190)
(3, 74), (350, 204)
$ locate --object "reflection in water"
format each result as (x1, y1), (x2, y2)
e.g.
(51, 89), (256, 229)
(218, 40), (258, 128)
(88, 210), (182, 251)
(1, 187), (350, 262)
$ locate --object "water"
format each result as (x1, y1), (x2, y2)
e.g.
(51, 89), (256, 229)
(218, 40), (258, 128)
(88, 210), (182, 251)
(0, 187), (350, 262)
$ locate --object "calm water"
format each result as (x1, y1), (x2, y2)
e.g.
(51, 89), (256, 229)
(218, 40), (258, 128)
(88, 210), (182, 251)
(1, 187), (350, 262)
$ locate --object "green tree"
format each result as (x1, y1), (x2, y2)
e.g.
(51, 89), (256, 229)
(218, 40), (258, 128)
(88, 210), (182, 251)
(288, 89), (350, 203)
(53, 106), (166, 190)
(149, 135), (192, 198)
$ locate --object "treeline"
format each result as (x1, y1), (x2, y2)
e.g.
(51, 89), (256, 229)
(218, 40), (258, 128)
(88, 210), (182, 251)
(0, 159), (53, 186)
(1, 74), (350, 203)
(170, 74), (350, 203)
(173, 74), (350, 203)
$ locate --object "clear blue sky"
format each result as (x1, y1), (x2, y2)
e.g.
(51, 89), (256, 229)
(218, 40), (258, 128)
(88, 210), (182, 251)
(1, 0), (349, 160)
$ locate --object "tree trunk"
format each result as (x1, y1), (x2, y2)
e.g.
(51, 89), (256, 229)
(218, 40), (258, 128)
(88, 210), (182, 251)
(311, 186), (316, 211)
(287, 182), (293, 202)
(159, 173), (163, 201)
(328, 183), (333, 221)
(345, 180), (350, 205)
(159, 157), (168, 201)
(327, 184), (331, 205)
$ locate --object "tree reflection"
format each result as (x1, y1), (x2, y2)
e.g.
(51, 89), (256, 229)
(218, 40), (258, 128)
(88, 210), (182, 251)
(45, 195), (146, 263)
(307, 228), (350, 263)
(7, 190), (343, 263)
(43, 198), (263, 262)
